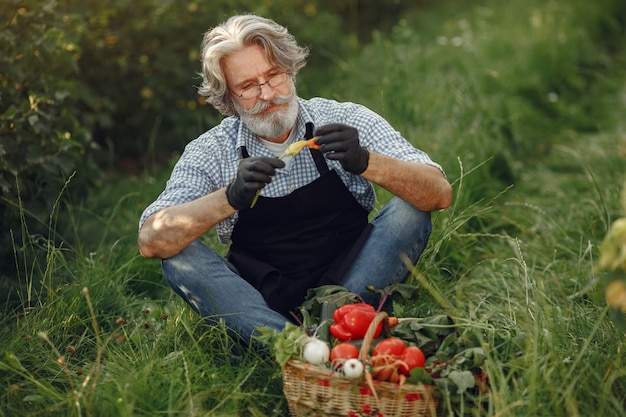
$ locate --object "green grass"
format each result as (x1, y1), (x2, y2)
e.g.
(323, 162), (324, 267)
(2, 0), (626, 416)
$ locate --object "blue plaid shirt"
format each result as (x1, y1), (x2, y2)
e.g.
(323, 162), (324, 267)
(140, 97), (444, 243)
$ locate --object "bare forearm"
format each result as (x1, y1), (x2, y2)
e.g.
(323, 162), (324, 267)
(362, 152), (453, 211)
(138, 188), (235, 259)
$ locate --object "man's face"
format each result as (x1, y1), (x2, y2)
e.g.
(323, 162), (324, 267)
(223, 44), (298, 142)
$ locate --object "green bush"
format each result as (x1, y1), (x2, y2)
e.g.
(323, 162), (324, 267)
(0, 2), (93, 192)
(0, 1), (97, 275)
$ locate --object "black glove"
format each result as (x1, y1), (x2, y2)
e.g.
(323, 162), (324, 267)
(226, 156), (285, 210)
(314, 123), (369, 174)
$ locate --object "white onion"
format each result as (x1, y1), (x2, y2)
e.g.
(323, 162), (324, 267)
(303, 338), (330, 365)
(342, 358), (364, 378)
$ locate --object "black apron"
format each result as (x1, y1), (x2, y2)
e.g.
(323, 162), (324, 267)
(226, 124), (372, 316)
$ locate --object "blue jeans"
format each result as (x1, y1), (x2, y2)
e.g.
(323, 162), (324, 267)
(161, 197), (432, 341)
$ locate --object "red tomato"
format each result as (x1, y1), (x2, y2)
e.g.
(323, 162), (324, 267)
(399, 346), (426, 375)
(330, 342), (359, 362)
(372, 337), (406, 357)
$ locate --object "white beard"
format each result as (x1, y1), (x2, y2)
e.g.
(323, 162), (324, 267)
(234, 89), (299, 141)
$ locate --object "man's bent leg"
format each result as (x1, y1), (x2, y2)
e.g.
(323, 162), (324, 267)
(340, 197), (432, 303)
(161, 240), (288, 340)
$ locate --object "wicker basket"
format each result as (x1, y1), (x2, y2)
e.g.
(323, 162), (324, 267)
(282, 312), (438, 417)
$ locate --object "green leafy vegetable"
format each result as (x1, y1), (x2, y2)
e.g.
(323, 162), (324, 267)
(255, 323), (307, 368)
(389, 314), (453, 356)
(446, 370), (476, 395)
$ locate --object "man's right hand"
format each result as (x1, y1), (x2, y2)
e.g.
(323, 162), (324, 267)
(226, 156), (286, 210)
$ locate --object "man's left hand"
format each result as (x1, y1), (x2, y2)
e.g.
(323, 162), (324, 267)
(314, 124), (369, 174)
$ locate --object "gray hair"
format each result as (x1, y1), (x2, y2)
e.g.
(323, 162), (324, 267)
(198, 14), (309, 116)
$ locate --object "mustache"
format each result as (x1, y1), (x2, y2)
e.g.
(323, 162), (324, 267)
(245, 92), (294, 115)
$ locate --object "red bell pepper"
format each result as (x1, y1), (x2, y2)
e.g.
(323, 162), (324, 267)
(329, 303), (383, 341)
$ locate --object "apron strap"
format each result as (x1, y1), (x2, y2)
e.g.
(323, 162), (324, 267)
(305, 122), (330, 174)
(305, 122), (314, 140)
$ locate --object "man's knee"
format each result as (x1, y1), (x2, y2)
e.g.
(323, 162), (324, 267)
(162, 240), (226, 273)
(375, 197), (432, 239)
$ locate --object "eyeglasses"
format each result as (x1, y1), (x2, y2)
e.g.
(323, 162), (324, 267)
(236, 72), (289, 100)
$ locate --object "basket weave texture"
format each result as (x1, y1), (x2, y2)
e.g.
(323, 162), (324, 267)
(282, 312), (438, 417)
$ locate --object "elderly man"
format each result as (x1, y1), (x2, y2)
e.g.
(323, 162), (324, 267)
(138, 14), (452, 340)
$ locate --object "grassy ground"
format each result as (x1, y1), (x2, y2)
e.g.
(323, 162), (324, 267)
(1, 0), (625, 416)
